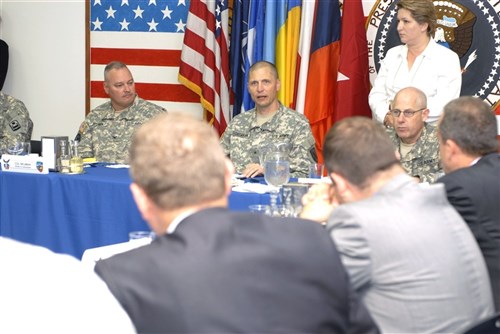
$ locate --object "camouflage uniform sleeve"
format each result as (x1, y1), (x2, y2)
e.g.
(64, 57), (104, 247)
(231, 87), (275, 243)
(220, 122), (233, 157)
(77, 113), (96, 159)
(287, 113), (316, 178)
(0, 97), (33, 153)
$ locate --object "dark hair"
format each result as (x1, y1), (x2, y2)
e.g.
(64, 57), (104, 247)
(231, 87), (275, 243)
(323, 117), (399, 188)
(439, 96), (498, 156)
(397, 0), (437, 37)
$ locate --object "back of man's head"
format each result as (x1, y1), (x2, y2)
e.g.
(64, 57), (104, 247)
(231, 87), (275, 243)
(439, 96), (499, 156)
(129, 113), (227, 210)
(323, 117), (399, 188)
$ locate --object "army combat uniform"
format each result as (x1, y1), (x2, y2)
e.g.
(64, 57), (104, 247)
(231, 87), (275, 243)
(387, 123), (442, 183)
(78, 95), (166, 164)
(0, 92), (33, 153)
(220, 104), (316, 178)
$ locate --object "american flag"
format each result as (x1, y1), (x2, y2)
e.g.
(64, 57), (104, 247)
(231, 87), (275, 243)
(89, 0), (201, 118)
(178, 0), (231, 135)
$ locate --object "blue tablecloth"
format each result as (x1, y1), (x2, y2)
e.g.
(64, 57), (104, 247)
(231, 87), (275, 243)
(0, 167), (270, 259)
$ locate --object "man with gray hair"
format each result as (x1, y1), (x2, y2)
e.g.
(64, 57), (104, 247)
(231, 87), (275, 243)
(301, 116), (494, 333)
(95, 113), (378, 333)
(437, 96), (500, 311)
(77, 61), (166, 163)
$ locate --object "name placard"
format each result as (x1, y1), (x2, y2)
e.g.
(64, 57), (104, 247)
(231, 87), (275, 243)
(1, 154), (49, 174)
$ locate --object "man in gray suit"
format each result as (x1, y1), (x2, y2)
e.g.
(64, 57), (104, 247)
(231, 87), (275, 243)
(95, 113), (378, 333)
(301, 117), (494, 333)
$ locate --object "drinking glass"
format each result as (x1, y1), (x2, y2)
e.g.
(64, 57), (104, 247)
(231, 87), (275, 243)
(282, 183), (309, 217)
(258, 144), (273, 166)
(259, 142), (291, 166)
(264, 159), (290, 216)
(308, 163), (324, 179)
(6, 139), (26, 155)
(248, 204), (271, 215)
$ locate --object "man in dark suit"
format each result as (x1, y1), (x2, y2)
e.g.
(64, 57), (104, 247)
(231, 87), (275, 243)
(95, 113), (378, 333)
(437, 96), (500, 311)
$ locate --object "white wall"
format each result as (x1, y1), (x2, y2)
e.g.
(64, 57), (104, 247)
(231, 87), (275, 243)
(0, 0), (86, 140)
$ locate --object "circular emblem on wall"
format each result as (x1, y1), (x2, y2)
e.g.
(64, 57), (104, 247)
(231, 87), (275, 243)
(366, 0), (500, 110)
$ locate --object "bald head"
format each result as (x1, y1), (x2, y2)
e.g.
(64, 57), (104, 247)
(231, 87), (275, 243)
(391, 87), (429, 144)
(392, 87), (427, 111)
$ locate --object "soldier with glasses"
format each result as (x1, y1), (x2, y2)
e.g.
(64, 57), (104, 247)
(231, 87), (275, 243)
(386, 86), (442, 183)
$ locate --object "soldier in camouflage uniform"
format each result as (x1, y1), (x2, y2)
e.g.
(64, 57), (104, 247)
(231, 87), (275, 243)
(77, 61), (166, 164)
(0, 91), (33, 154)
(220, 61), (316, 178)
(386, 87), (442, 183)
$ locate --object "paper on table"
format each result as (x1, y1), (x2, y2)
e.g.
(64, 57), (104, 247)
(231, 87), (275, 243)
(232, 183), (275, 194)
(297, 177), (332, 184)
(81, 238), (151, 270)
(105, 164), (130, 169)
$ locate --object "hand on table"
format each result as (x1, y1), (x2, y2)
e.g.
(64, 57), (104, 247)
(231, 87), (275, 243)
(242, 163), (264, 178)
(300, 183), (338, 224)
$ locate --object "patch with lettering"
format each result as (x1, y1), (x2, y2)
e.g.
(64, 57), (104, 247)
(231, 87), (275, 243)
(366, 0), (500, 110)
(9, 119), (21, 132)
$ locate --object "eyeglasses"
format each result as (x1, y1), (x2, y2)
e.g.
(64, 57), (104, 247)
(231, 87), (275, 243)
(389, 108), (426, 118)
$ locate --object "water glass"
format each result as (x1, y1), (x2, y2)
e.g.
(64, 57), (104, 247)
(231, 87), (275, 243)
(308, 163), (324, 179)
(259, 143), (291, 166)
(264, 159), (290, 216)
(6, 140), (30, 155)
(282, 183), (309, 216)
(249, 204), (271, 215)
(271, 204), (291, 217)
(264, 160), (290, 188)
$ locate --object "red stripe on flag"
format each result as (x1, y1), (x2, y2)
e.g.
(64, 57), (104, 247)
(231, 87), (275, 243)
(179, 0), (230, 136)
(90, 81), (200, 102)
(91, 48), (182, 67)
(177, 63), (215, 104)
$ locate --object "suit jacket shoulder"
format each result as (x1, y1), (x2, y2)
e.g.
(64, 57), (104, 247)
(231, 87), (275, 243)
(96, 207), (378, 333)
